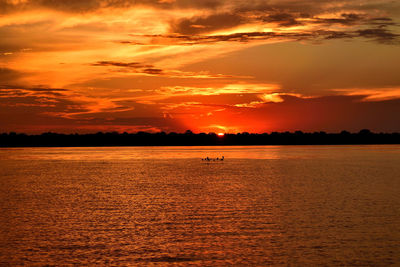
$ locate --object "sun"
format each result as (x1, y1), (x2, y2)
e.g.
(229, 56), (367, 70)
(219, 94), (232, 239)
(217, 133), (225, 137)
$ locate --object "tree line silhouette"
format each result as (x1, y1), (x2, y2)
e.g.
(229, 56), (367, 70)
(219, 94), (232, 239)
(1, 129), (399, 147)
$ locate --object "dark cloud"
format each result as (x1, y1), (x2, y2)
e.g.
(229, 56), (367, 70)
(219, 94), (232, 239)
(368, 17), (397, 28)
(0, 68), (24, 82)
(172, 13), (245, 35)
(0, 0), (16, 13)
(148, 31), (295, 44)
(141, 31), (306, 45)
(92, 60), (165, 75)
(0, 86), (85, 118)
(3, 0), (388, 16)
(171, 11), (305, 35)
(168, 8), (397, 37)
(357, 28), (399, 44)
(0, 84), (186, 133)
(143, 68), (163, 75)
(91, 60), (237, 78)
(0, 0), (222, 14)
(91, 61), (152, 68)
(170, 11), (302, 36)
(261, 13), (300, 27)
(0, 85), (68, 94)
(312, 13), (364, 26)
(1, 0), (398, 46)
(235, 1), (319, 16)
(0, 85), (67, 91)
(136, 25), (399, 45)
(0, 0), (398, 31)
(237, 0), (400, 18)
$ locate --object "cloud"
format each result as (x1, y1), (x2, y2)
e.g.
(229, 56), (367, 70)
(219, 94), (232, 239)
(0, 85), (68, 98)
(259, 93), (284, 103)
(0, 84), (187, 133)
(91, 61), (163, 76)
(136, 28), (399, 45)
(2, 83), (400, 133)
(0, 85), (74, 109)
(357, 28), (399, 44)
(172, 13), (245, 35)
(158, 83), (279, 96)
(0, 87), (194, 133)
(310, 13), (364, 26)
(261, 12), (300, 27)
(136, 31), (307, 45)
(0, 68), (24, 82)
(0, 85), (89, 132)
(91, 61), (153, 68)
(0, 0), (222, 14)
(0, 85), (134, 118)
(233, 101), (264, 108)
(91, 60), (247, 78)
(333, 87), (400, 101)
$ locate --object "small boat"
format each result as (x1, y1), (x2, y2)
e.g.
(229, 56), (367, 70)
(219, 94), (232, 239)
(202, 156), (224, 161)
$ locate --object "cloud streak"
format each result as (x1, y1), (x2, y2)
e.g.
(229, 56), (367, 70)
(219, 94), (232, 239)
(133, 28), (399, 45)
(91, 60), (249, 78)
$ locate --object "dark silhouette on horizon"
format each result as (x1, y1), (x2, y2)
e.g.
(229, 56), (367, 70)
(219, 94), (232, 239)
(202, 156), (224, 161)
(1, 129), (399, 147)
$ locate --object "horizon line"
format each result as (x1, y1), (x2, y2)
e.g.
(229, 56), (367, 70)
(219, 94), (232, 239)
(2, 129), (400, 136)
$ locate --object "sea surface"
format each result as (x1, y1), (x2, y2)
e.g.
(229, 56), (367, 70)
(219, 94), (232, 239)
(0, 145), (399, 266)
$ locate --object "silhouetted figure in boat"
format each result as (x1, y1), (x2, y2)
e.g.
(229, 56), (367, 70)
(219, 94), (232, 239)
(201, 156), (224, 161)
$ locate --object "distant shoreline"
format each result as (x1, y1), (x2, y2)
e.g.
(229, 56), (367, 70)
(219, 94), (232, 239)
(1, 130), (399, 147)
(1, 144), (400, 148)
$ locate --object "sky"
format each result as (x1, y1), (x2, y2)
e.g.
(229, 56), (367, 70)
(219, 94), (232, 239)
(1, 0), (400, 134)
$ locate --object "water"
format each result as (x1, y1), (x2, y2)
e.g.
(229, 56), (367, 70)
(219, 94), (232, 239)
(1, 145), (399, 266)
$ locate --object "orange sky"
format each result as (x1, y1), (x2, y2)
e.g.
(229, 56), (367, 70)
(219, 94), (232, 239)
(1, 0), (400, 133)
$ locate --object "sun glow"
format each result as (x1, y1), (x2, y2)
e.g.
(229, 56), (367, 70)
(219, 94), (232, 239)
(217, 133), (225, 137)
